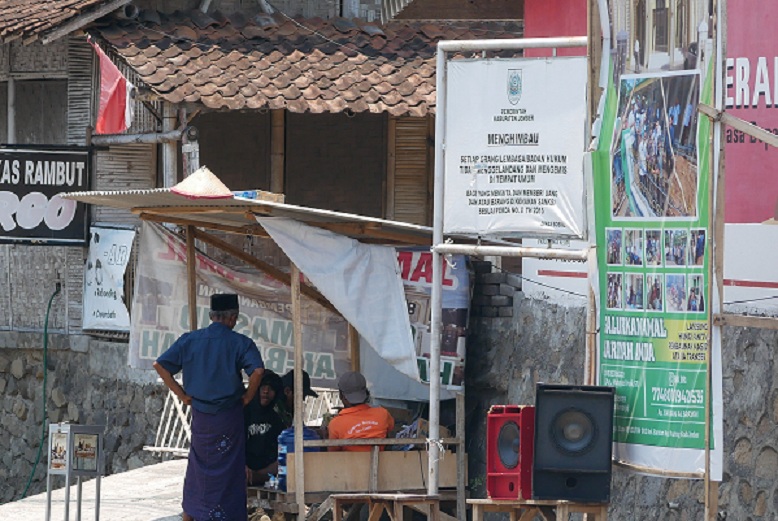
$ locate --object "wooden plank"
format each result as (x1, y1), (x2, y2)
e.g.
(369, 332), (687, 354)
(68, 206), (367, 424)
(42, 0), (132, 44)
(409, 503), (455, 521)
(309, 495), (334, 521)
(367, 503), (386, 521)
(133, 206), (256, 215)
(302, 438), (459, 448)
(713, 313), (778, 330)
(140, 213), (266, 236)
(192, 228), (338, 314)
(369, 446), (379, 493)
(699, 103), (778, 149)
(286, 452), (460, 493)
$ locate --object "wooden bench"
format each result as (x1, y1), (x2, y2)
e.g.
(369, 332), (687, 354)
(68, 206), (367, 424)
(468, 498), (608, 521)
(331, 493), (441, 521)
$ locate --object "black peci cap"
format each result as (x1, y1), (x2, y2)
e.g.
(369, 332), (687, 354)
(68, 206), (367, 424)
(211, 293), (239, 311)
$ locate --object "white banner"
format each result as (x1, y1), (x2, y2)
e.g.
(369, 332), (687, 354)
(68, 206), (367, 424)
(128, 222), (349, 387)
(443, 57), (588, 238)
(82, 225), (135, 331)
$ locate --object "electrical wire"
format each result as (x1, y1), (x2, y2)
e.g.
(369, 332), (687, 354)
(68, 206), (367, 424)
(20, 282), (61, 500)
(491, 262), (778, 307)
(490, 264), (587, 298)
(724, 295), (778, 305)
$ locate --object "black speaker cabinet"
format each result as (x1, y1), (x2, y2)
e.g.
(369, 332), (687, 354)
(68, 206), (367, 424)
(532, 383), (615, 503)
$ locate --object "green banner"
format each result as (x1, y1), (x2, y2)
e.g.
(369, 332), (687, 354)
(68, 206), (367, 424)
(593, 66), (713, 450)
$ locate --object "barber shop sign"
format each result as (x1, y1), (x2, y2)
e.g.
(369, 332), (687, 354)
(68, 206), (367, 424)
(0, 147), (89, 244)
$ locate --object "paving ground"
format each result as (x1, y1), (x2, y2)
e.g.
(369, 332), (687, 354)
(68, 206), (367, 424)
(0, 459), (186, 520)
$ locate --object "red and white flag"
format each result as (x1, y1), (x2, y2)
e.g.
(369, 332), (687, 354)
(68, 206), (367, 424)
(89, 38), (135, 134)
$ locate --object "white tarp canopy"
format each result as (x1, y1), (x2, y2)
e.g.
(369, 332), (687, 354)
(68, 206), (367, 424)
(258, 217), (419, 380)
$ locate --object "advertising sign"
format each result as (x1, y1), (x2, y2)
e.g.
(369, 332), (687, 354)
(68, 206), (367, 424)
(0, 147), (89, 244)
(593, 60), (722, 477)
(443, 57), (588, 239)
(362, 249), (470, 401)
(82, 225), (136, 331)
(723, 4), (778, 315)
(129, 222), (348, 387)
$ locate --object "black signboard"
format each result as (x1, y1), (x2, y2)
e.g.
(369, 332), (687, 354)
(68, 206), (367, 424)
(0, 147), (90, 244)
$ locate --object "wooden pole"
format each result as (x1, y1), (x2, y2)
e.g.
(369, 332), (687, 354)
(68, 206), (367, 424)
(386, 116), (397, 220)
(705, 1), (725, 517)
(348, 324), (360, 372)
(291, 263), (306, 518)
(585, 286), (597, 385)
(185, 226), (197, 331)
(455, 391), (466, 521)
(270, 109), (285, 194)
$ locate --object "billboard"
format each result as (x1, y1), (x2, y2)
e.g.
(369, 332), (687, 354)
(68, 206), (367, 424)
(442, 57), (588, 239)
(82, 225), (136, 331)
(128, 222), (348, 388)
(723, 3), (778, 315)
(589, 0), (722, 478)
(0, 147), (89, 244)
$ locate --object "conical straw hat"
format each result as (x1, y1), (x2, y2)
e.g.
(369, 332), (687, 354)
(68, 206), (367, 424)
(170, 166), (233, 199)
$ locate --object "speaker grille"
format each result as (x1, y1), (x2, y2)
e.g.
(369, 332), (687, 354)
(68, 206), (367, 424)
(497, 421), (521, 468)
(532, 384), (615, 503)
(551, 408), (597, 455)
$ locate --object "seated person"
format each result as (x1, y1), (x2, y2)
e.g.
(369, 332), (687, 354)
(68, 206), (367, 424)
(245, 370), (285, 485)
(327, 371), (394, 452)
(276, 369), (318, 428)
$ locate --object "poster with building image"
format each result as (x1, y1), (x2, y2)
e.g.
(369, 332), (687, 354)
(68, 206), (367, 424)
(592, 1), (722, 478)
(49, 431), (68, 472)
(73, 433), (98, 472)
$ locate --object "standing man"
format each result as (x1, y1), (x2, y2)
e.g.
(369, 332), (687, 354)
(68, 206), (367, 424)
(154, 293), (264, 521)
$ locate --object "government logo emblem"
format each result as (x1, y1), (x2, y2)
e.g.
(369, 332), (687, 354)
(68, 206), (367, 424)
(508, 69), (522, 105)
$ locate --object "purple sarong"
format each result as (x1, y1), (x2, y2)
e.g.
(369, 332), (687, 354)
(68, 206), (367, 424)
(183, 403), (246, 521)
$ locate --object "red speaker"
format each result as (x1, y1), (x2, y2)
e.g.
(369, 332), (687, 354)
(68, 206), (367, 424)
(486, 405), (535, 500)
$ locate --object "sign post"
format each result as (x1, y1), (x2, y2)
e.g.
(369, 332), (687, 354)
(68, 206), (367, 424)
(432, 37), (589, 504)
(46, 423), (105, 521)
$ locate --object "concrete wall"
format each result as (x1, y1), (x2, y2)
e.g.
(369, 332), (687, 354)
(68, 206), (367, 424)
(466, 294), (778, 520)
(0, 333), (164, 504)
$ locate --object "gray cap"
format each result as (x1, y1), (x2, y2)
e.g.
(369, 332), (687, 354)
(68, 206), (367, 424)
(338, 371), (368, 404)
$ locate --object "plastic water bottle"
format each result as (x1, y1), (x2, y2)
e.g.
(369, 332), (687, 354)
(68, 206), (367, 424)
(277, 427), (322, 492)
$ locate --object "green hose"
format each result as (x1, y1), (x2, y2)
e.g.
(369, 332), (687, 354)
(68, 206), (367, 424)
(20, 282), (61, 500)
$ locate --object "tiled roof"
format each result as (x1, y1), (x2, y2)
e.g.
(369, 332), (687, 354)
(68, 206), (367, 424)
(0, 0), (128, 43)
(96, 10), (522, 116)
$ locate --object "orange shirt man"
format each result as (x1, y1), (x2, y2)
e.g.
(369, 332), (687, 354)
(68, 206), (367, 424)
(327, 371), (394, 452)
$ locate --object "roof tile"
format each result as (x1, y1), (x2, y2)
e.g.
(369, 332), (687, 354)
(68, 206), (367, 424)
(98, 10), (522, 116)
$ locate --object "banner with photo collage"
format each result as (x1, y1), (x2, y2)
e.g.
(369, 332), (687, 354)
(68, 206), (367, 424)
(593, 63), (721, 476)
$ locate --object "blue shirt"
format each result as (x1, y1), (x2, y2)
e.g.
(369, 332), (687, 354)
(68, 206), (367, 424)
(156, 322), (264, 414)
